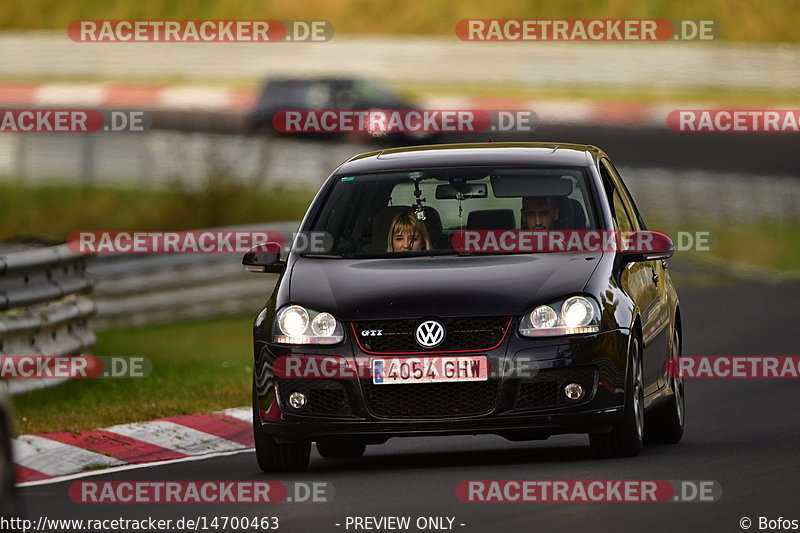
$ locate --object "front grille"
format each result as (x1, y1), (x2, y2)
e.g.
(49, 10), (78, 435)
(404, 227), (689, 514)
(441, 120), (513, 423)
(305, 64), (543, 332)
(275, 378), (352, 417)
(362, 380), (499, 418)
(352, 316), (510, 353)
(515, 366), (597, 410)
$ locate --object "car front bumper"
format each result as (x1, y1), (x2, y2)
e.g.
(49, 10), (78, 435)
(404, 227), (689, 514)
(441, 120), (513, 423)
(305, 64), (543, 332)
(254, 328), (631, 443)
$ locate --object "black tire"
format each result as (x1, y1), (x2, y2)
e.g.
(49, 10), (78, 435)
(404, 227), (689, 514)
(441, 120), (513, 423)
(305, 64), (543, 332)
(316, 440), (366, 459)
(645, 327), (685, 444)
(590, 334), (644, 458)
(252, 381), (310, 472)
(0, 410), (17, 519)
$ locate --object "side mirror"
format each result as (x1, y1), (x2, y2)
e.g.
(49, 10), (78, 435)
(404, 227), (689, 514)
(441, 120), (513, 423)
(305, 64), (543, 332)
(243, 242), (285, 273)
(619, 231), (674, 262)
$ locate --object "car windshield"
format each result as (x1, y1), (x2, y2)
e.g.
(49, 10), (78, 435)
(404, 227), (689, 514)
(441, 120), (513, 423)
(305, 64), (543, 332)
(305, 167), (598, 257)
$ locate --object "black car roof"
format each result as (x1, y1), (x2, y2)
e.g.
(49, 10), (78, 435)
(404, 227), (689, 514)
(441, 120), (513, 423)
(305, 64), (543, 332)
(265, 77), (358, 86)
(335, 143), (605, 175)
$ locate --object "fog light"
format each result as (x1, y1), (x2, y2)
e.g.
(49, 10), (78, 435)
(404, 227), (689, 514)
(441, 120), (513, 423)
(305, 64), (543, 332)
(288, 391), (307, 409)
(564, 383), (583, 400)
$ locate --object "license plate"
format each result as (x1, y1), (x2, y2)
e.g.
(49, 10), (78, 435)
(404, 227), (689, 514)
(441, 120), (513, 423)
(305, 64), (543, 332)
(372, 356), (488, 385)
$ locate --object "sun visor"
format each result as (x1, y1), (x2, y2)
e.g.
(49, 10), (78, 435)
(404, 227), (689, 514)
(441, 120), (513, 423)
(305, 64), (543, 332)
(491, 173), (574, 197)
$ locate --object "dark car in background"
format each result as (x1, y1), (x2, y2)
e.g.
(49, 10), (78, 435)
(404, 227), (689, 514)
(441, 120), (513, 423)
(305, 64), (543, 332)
(246, 76), (434, 144)
(245, 142), (684, 471)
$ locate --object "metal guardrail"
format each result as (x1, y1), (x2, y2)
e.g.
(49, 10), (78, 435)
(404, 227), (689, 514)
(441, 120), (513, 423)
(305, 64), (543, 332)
(0, 243), (96, 395)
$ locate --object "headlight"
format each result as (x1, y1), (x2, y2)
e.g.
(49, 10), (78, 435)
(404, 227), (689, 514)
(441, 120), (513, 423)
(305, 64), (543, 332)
(273, 306), (344, 344)
(530, 305), (558, 328)
(311, 312), (337, 336)
(278, 306), (309, 336)
(562, 296), (594, 327)
(519, 296), (600, 337)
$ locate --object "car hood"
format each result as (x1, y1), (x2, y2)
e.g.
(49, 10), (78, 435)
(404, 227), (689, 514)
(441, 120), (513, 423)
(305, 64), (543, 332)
(288, 253), (601, 320)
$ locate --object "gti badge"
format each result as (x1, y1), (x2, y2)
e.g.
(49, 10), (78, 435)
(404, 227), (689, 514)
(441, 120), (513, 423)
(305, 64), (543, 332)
(415, 320), (445, 348)
(361, 330), (383, 336)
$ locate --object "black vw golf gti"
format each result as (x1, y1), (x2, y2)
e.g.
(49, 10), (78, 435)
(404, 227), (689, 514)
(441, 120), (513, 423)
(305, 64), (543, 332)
(245, 142), (684, 471)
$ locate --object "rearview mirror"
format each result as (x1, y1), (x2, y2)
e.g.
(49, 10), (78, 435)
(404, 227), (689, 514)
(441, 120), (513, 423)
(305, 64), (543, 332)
(435, 183), (488, 199)
(243, 242), (285, 273)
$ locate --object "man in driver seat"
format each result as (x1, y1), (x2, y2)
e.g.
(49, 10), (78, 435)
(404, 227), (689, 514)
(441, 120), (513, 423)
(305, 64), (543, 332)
(521, 196), (560, 231)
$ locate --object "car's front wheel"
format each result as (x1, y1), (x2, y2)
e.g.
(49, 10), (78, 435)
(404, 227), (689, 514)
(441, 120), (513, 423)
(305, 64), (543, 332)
(645, 327), (685, 444)
(590, 334), (644, 458)
(252, 382), (311, 472)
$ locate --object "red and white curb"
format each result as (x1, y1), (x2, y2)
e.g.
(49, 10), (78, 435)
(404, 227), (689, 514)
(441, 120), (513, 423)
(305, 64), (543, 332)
(0, 83), (256, 112)
(0, 82), (687, 127)
(13, 407), (253, 485)
(422, 95), (676, 127)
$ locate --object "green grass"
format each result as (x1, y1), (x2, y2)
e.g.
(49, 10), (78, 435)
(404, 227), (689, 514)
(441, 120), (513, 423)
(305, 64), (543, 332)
(653, 222), (800, 272)
(1, 0), (799, 42)
(704, 223), (800, 271)
(0, 180), (314, 242)
(13, 315), (256, 435)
